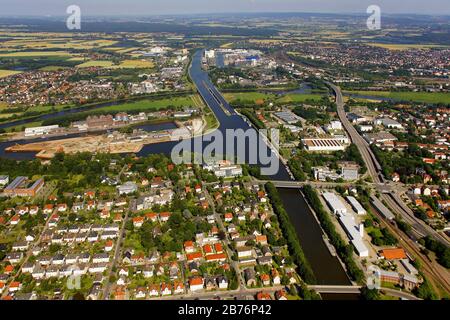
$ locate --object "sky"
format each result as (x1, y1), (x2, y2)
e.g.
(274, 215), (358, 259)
(0, 0), (449, 16)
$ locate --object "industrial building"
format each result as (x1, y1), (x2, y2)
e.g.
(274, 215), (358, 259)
(3, 176), (45, 197)
(347, 113), (367, 124)
(0, 175), (9, 186)
(346, 196), (367, 215)
(322, 192), (369, 257)
(312, 167), (340, 181)
(274, 110), (301, 124)
(375, 117), (403, 129)
(370, 196), (395, 220)
(302, 138), (346, 152)
(339, 215), (369, 257)
(363, 132), (398, 145)
(339, 162), (359, 181)
(322, 192), (348, 215)
(325, 120), (343, 132)
(24, 125), (59, 137)
(204, 160), (243, 178)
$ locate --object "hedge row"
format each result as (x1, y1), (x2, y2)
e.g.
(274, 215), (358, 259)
(303, 185), (364, 283)
(265, 182), (316, 284)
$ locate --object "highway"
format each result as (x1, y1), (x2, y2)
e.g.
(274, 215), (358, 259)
(329, 82), (449, 246)
(328, 82), (450, 296)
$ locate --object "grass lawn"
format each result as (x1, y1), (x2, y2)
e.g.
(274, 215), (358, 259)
(345, 90), (450, 104)
(277, 93), (324, 103)
(224, 91), (324, 105)
(95, 95), (199, 112)
(223, 92), (276, 103)
(0, 69), (21, 78)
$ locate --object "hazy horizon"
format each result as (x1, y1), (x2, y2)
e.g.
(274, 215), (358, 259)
(0, 0), (449, 16)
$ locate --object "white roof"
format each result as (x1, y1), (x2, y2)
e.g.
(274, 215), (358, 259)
(346, 196), (367, 214)
(322, 192), (347, 214)
(339, 215), (369, 257)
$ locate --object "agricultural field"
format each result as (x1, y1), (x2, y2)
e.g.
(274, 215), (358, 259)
(345, 90), (450, 104)
(0, 69), (21, 78)
(112, 59), (155, 69)
(76, 60), (114, 68)
(0, 38), (118, 51)
(367, 43), (449, 50)
(0, 51), (72, 58)
(76, 59), (154, 69)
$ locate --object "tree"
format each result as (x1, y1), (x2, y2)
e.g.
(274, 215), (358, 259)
(359, 286), (381, 300)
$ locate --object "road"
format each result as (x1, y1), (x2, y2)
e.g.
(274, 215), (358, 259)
(330, 82), (449, 246)
(328, 82), (450, 296)
(101, 209), (130, 300)
(204, 189), (245, 290)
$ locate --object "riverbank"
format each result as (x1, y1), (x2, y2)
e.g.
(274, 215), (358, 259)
(276, 187), (352, 285)
(265, 182), (317, 284)
(302, 185), (365, 284)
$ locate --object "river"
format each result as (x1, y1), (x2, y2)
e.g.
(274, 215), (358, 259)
(276, 188), (351, 285)
(0, 50), (291, 180)
(0, 50), (355, 293)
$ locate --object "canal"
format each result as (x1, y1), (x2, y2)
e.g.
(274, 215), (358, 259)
(276, 188), (351, 285)
(0, 50), (356, 296)
(0, 50), (291, 181)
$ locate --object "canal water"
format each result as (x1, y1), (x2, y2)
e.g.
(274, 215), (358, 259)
(0, 50), (291, 181)
(277, 188), (351, 286)
(0, 49), (358, 298)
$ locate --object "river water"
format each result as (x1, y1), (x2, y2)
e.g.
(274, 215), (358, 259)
(0, 50), (356, 294)
(0, 50), (291, 180)
(277, 188), (351, 285)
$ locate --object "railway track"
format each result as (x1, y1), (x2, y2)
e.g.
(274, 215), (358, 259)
(370, 203), (450, 297)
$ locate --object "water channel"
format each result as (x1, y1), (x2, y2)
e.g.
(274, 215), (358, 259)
(0, 50), (356, 296)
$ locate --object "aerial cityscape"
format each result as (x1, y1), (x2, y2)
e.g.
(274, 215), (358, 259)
(0, 0), (449, 305)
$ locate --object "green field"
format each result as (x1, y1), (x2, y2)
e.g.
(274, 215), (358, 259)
(112, 59), (154, 69)
(95, 96), (199, 112)
(76, 60), (114, 68)
(367, 43), (448, 51)
(346, 90), (450, 104)
(0, 69), (21, 78)
(224, 91), (324, 105)
(0, 51), (72, 58)
(277, 94), (325, 103)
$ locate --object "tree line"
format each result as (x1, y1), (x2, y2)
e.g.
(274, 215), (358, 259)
(265, 182), (317, 284)
(302, 185), (364, 283)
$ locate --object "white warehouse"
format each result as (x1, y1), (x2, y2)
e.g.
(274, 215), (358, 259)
(24, 125), (59, 137)
(339, 215), (369, 257)
(302, 138), (346, 152)
(322, 192), (347, 215)
(346, 196), (367, 215)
